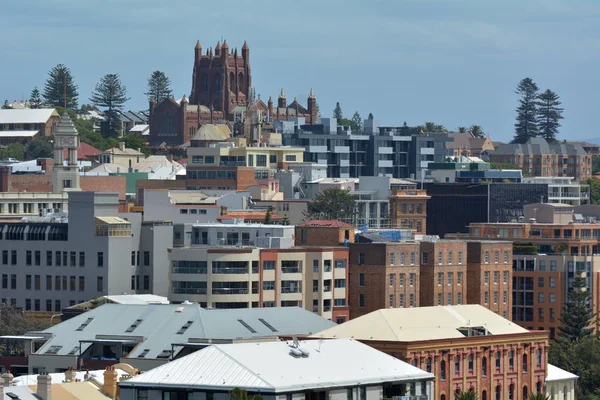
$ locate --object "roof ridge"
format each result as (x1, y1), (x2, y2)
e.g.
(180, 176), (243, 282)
(379, 309), (401, 340)
(197, 305), (208, 338)
(212, 344), (275, 388)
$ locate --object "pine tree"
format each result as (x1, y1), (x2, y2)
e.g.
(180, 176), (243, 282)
(351, 111), (363, 133)
(469, 125), (485, 138)
(368, 113), (374, 120)
(43, 64), (79, 109)
(29, 86), (42, 109)
(90, 74), (129, 138)
(145, 71), (173, 103)
(333, 102), (343, 119)
(513, 77), (539, 143)
(536, 89), (563, 142)
(559, 275), (595, 342)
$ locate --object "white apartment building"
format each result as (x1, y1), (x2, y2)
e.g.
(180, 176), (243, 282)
(523, 176), (590, 206)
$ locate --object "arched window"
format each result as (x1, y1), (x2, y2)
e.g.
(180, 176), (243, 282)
(508, 384), (514, 400)
(523, 386), (528, 399)
(536, 381), (542, 394)
(412, 358), (418, 367)
(563, 386), (567, 400)
(508, 350), (514, 368)
(238, 72), (244, 91)
(426, 357), (432, 373)
(203, 74), (209, 92)
(481, 390), (487, 400)
(481, 356), (487, 376)
(454, 355), (461, 374)
(454, 389), (461, 399)
(495, 386), (501, 400)
(440, 360), (446, 381)
(468, 354), (474, 372)
(536, 348), (542, 365)
(159, 113), (175, 136)
(215, 74), (222, 91)
(441, 395), (446, 400)
(229, 72), (235, 92)
(523, 353), (528, 373)
(495, 351), (501, 369)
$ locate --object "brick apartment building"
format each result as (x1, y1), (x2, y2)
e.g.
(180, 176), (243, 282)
(295, 220), (355, 247)
(0, 108), (60, 144)
(388, 189), (429, 234)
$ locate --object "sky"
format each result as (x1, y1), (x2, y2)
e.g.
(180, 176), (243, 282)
(1, 0), (600, 142)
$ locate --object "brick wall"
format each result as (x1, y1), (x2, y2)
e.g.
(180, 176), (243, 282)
(419, 241), (468, 307)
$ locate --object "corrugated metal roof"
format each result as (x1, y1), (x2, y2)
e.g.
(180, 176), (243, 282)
(313, 305), (527, 342)
(0, 130), (38, 137)
(32, 304), (335, 359)
(122, 339), (433, 392)
(0, 108), (58, 124)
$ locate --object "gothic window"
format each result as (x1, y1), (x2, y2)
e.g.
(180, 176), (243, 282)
(203, 74), (209, 92)
(238, 73), (244, 92)
(159, 113), (175, 136)
(229, 72), (235, 92)
(215, 74), (222, 91)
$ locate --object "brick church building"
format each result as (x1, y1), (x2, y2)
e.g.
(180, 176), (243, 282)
(148, 40), (319, 147)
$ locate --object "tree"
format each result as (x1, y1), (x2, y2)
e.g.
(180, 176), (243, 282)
(351, 111), (363, 133)
(528, 393), (550, 400)
(559, 275), (595, 341)
(368, 113), (374, 120)
(230, 388), (263, 400)
(306, 188), (356, 223)
(333, 102), (343, 120)
(26, 136), (54, 159)
(455, 392), (478, 400)
(90, 74), (129, 138)
(536, 89), (563, 142)
(549, 337), (600, 400)
(264, 208), (272, 225)
(281, 214), (290, 225)
(469, 125), (485, 138)
(124, 132), (150, 156)
(43, 64), (79, 109)
(587, 178), (600, 204)
(0, 143), (25, 161)
(513, 77), (539, 143)
(29, 86), (43, 109)
(420, 122), (447, 133)
(457, 126), (468, 133)
(145, 71), (173, 103)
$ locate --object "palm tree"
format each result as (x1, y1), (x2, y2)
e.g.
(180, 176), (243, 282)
(455, 392), (478, 400)
(469, 125), (485, 138)
(528, 393), (550, 400)
(457, 126), (468, 133)
(230, 388), (263, 400)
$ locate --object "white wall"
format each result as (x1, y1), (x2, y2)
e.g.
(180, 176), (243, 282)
(548, 379), (576, 400)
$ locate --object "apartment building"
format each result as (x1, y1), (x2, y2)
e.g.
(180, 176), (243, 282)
(0, 108), (60, 144)
(389, 189), (429, 234)
(523, 176), (590, 206)
(168, 221), (349, 321)
(0, 192), (172, 310)
(314, 305), (549, 400)
(466, 241), (513, 319)
(491, 137), (592, 180)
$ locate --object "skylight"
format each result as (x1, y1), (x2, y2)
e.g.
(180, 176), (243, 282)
(177, 321), (194, 335)
(138, 349), (150, 358)
(125, 319), (143, 333)
(258, 318), (278, 332)
(76, 318), (94, 331)
(237, 319), (257, 333)
(45, 345), (63, 355)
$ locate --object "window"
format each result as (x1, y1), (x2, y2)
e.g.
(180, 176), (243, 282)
(536, 348), (542, 365)
(11, 250), (16, 265)
(264, 261), (275, 271)
(482, 356), (487, 376)
(549, 293), (555, 303)
(494, 271), (499, 284)
(35, 251), (40, 266)
(358, 252), (365, 265)
(389, 294), (394, 307)
(484, 251), (489, 263)
(447, 272), (453, 285)
(1, 251), (6, 265)
(409, 293), (414, 307)
(484, 291), (489, 304)
(457, 292), (462, 304)
(426, 357), (432, 373)
(79, 276), (85, 291)
(538, 277), (544, 288)
(503, 271), (508, 284)
(484, 271), (489, 284)
(79, 252), (85, 267)
(454, 356), (461, 374)
(503, 291), (507, 304)
(256, 154), (267, 167)
(440, 360), (446, 380)
(550, 308), (556, 319)
(538, 293), (544, 303)
(359, 293), (365, 307)
(504, 250), (509, 263)
(26, 250), (32, 266)
(10, 274), (16, 289)
(508, 350), (514, 368)
(399, 294), (405, 307)
(389, 274), (394, 287)
(137, 389), (148, 400)
(334, 279), (346, 288)
(448, 292), (452, 305)
(409, 273), (415, 286)
(493, 291), (498, 304)
(390, 253), (395, 265)
(46, 275), (52, 290)
(97, 252), (104, 267)
(359, 273), (365, 286)
(457, 272), (463, 285)
(26, 274), (32, 290)
(494, 251), (499, 263)
(495, 351), (501, 369)
(399, 273), (405, 286)
(421, 251), (428, 264)
(400, 253), (405, 265)
(438, 251), (443, 264)
(438, 293), (442, 305)
(437, 272), (442, 285)
(468, 354), (474, 372)
(410, 252), (415, 265)
(549, 277), (556, 288)
(144, 251), (150, 266)
(97, 276), (104, 292)
(522, 353), (528, 373)
(448, 251), (453, 264)
(458, 251), (463, 264)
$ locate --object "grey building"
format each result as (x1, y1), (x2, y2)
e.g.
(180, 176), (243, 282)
(279, 118), (449, 180)
(1, 303), (336, 374)
(0, 191), (173, 310)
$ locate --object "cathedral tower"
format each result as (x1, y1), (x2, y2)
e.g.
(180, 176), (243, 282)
(52, 113), (80, 193)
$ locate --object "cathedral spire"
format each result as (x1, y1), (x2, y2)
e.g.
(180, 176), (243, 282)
(309, 88), (315, 98)
(279, 88), (286, 99)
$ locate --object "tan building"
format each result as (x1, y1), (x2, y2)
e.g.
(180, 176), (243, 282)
(99, 142), (145, 168)
(0, 108), (60, 144)
(447, 132), (496, 159)
(466, 240), (513, 319)
(388, 189), (429, 234)
(295, 220), (355, 247)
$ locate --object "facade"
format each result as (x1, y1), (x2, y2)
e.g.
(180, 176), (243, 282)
(546, 364), (578, 400)
(294, 220), (355, 247)
(447, 133), (495, 159)
(491, 137), (592, 180)
(0, 304), (335, 374)
(314, 305), (550, 400)
(52, 113), (81, 193)
(0, 108), (60, 144)
(523, 176), (590, 206)
(99, 143), (145, 167)
(389, 189), (429, 234)
(465, 241), (513, 319)
(425, 183), (549, 237)
(120, 339), (434, 400)
(253, 200), (309, 225)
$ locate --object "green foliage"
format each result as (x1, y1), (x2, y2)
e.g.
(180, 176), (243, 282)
(229, 388), (263, 400)
(145, 71), (173, 103)
(513, 77), (539, 143)
(29, 86), (43, 109)
(124, 132), (150, 156)
(368, 112), (374, 120)
(0, 143), (25, 161)
(455, 392), (478, 400)
(549, 337), (600, 400)
(558, 275), (595, 341)
(281, 214), (290, 225)
(513, 244), (538, 254)
(537, 89), (563, 142)
(587, 178), (600, 204)
(419, 122), (447, 133)
(457, 126), (467, 133)
(26, 135), (53, 159)
(43, 64), (79, 109)
(264, 207), (272, 225)
(592, 156), (600, 175)
(90, 73), (129, 138)
(0, 305), (49, 337)
(307, 188), (357, 223)
(469, 125), (485, 138)
(351, 111), (363, 133)
(528, 393), (550, 400)
(333, 102), (343, 119)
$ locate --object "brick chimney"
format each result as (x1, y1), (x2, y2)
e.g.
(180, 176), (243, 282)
(103, 366), (118, 399)
(0, 166), (10, 192)
(64, 366), (75, 382)
(36, 372), (52, 400)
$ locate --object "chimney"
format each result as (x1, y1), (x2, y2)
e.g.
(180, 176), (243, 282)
(118, 142), (126, 151)
(37, 372), (52, 400)
(103, 366), (118, 399)
(0, 166), (10, 192)
(64, 366), (75, 382)
(1, 371), (13, 387)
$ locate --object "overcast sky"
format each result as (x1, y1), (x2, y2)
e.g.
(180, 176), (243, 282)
(2, 0), (599, 142)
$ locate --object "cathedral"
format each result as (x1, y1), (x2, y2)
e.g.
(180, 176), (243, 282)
(148, 40), (319, 147)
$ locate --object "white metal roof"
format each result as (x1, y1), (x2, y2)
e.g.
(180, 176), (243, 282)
(0, 131), (38, 137)
(103, 294), (169, 305)
(122, 338), (433, 392)
(313, 305), (528, 342)
(547, 364), (578, 382)
(0, 109), (58, 124)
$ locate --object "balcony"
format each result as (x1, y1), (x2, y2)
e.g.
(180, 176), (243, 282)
(212, 288), (249, 295)
(333, 146), (350, 153)
(172, 287), (207, 295)
(219, 161), (246, 166)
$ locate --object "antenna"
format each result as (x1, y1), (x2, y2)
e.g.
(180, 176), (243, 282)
(292, 335), (299, 348)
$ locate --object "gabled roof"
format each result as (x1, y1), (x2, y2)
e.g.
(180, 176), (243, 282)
(298, 220), (354, 228)
(102, 147), (145, 156)
(493, 138), (587, 156)
(63, 141), (100, 160)
(191, 124), (231, 141)
(0, 108), (59, 124)
(121, 339), (433, 392)
(547, 364), (578, 382)
(313, 305), (527, 342)
(31, 304), (335, 359)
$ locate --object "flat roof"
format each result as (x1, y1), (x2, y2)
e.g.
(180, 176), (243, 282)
(121, 339), (433, 392)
